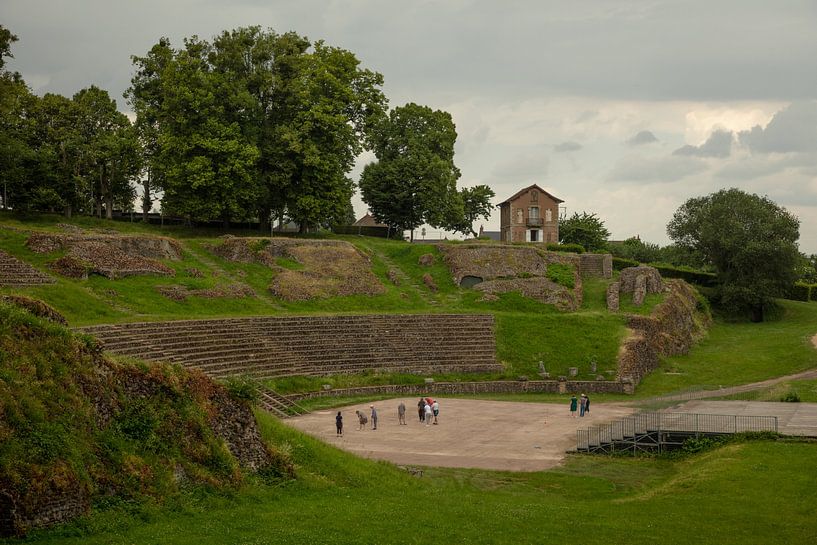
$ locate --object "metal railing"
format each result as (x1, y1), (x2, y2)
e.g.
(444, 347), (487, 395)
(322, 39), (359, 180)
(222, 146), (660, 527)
(577, 412), (778, 453)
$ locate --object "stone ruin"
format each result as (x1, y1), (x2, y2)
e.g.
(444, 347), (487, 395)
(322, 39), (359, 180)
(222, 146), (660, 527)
(607, 266), (663, 310)
(27, 232), (181, 279)
(439, 244), (583, 310)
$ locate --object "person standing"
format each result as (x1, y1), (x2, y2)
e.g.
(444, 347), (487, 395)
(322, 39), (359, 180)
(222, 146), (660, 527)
(398, 401), (407, 425)
(356, 410), (368, 430)
(569, 395), (578, 418)
(432, 400), (439, 424)
(336, 411), (343, 436)
(418, 398), (426, 422)
(370, 405), (378, 430)
(579, 394), (587, 417)
(585, 395), (591, 415)
(424, 402), (433, 426)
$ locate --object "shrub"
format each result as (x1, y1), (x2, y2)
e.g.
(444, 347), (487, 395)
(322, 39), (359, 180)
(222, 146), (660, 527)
(225, 375), (260, 402)
(780, 391), (800, 403)
(546, 242), (585, 254)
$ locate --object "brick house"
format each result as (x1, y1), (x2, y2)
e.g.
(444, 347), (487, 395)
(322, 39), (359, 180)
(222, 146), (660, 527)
(499, 184), (563, 243)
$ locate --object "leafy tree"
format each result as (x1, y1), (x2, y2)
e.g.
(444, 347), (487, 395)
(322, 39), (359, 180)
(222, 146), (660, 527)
(446, 185), (495, 237)
(796, 253), (817, 284)
(558, 212), (610, 251)
(667, 188), (800, 321)
(73, 86), (140, 219)
(359, 103), (461, 240)
(0, 25), (35, 211)
(129, 28), (386, 229)
(127, 37), (173, 221)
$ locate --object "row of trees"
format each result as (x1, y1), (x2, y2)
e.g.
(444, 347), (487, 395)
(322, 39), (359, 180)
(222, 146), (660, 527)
(1, 28), (139, 217)
(1, 25), (494, 235)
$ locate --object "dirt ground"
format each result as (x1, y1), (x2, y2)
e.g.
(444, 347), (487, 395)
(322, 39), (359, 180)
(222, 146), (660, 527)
(286, 398), (635, 471)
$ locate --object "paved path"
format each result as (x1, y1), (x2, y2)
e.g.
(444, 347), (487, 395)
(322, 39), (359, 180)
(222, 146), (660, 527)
(287, 397), (635, 471)
(668, 400), (817, 437)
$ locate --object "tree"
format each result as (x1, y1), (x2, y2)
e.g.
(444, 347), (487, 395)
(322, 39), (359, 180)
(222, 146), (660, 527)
(558, 212), (610, 251)
(667, 188), (800, 322)
(128, 28), (386, 229)
(359, 103), (461, 240)
(445, 185), (494, 237)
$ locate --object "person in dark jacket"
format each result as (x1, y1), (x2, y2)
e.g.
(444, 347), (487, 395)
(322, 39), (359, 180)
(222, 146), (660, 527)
(336, 411), (343, 436)
(418, 398), (427, 422)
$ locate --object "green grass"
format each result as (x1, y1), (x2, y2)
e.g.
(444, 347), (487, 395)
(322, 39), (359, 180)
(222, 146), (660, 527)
(12, 412), (817, 545)
(636, 300), (817, 396)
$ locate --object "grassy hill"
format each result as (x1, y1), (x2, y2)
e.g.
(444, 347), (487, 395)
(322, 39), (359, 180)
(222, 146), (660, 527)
(8, 409), (816, 545)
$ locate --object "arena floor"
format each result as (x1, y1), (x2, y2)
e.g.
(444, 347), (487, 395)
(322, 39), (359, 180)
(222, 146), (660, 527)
(287, 397), (817, 471)
(287, 397), (636, 471)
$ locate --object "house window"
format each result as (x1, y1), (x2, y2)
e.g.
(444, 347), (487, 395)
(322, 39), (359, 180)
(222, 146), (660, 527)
(529, 206), (539, 219)
(530, 229), (539, 242)
(545, 209), (552, 222)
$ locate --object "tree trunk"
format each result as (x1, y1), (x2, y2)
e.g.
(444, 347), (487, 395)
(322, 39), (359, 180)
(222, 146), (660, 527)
(751, 304), (764, 323)
(105, 193), (113, 220)
(63, 204), (72, 218)
(142, 173), (151, 222)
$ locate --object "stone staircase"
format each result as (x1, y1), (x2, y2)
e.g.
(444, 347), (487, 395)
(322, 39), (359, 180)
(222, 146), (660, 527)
(80, 314), (501, 380)
(0, 250), (54, 286)
(256, 385), (308, 418)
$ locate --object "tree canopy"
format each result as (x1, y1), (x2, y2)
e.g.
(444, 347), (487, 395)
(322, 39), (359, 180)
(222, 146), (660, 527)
(359, 103), (461, 240)
(667, 188), (800, 321)
(127, 27), (387, 229)
(558, 212), (610, 251)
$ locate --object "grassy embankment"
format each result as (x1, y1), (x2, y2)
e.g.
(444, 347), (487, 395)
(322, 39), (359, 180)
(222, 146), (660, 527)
(8, 409), (816, 545)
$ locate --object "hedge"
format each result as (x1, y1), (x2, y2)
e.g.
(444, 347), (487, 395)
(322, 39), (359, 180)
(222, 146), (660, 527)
(651, 264), (718, 287)
(612, 257), (638, 271)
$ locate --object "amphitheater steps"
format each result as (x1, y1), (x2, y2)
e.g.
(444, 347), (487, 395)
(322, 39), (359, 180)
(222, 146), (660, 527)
(80, 314), (501, 379)
(0, 250), (55, 286)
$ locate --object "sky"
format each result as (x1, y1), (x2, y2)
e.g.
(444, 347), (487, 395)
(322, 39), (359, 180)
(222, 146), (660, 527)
(3, 0), (817, 252)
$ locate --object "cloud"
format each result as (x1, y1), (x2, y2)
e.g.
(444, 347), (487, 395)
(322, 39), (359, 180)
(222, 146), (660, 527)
(554, 141), (582, 152)
(490, 152), (550, 181)
(626, 130), (658, 146)
(608, 155), (708, 183)
(673, 129), (733, 158)
(737, 101), (817, 154)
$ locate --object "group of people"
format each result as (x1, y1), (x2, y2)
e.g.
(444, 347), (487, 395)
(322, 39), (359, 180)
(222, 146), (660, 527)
(417, 397), (439, 426)
(568, 393), (591, 418)
(334, 398), (440, 435)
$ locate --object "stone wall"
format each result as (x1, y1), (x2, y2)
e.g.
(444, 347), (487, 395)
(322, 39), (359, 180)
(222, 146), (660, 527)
(287, 378), (631, 401)
(619, 266), (663, 294)
(617, 279), (711, 385)
(579, 253), (613, 278)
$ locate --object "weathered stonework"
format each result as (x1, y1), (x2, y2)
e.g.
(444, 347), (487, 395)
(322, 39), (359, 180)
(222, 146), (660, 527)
(440, 244), (583, 309)
(287, 379), (631, 402)
(606, 282), (620, 311)
(617, 280), (711, 385)
(633, 274), (647, 306)
(619, 266), (663, 294)
(579, 253), (613, 278)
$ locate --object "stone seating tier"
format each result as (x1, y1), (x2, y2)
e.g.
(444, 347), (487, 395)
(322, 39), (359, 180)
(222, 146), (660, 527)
(80, 314), (501, 379)
(0, 250), (55, 286)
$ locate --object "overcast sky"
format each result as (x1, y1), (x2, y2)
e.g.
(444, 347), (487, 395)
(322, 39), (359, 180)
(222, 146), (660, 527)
(3, 0), (817, 252)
